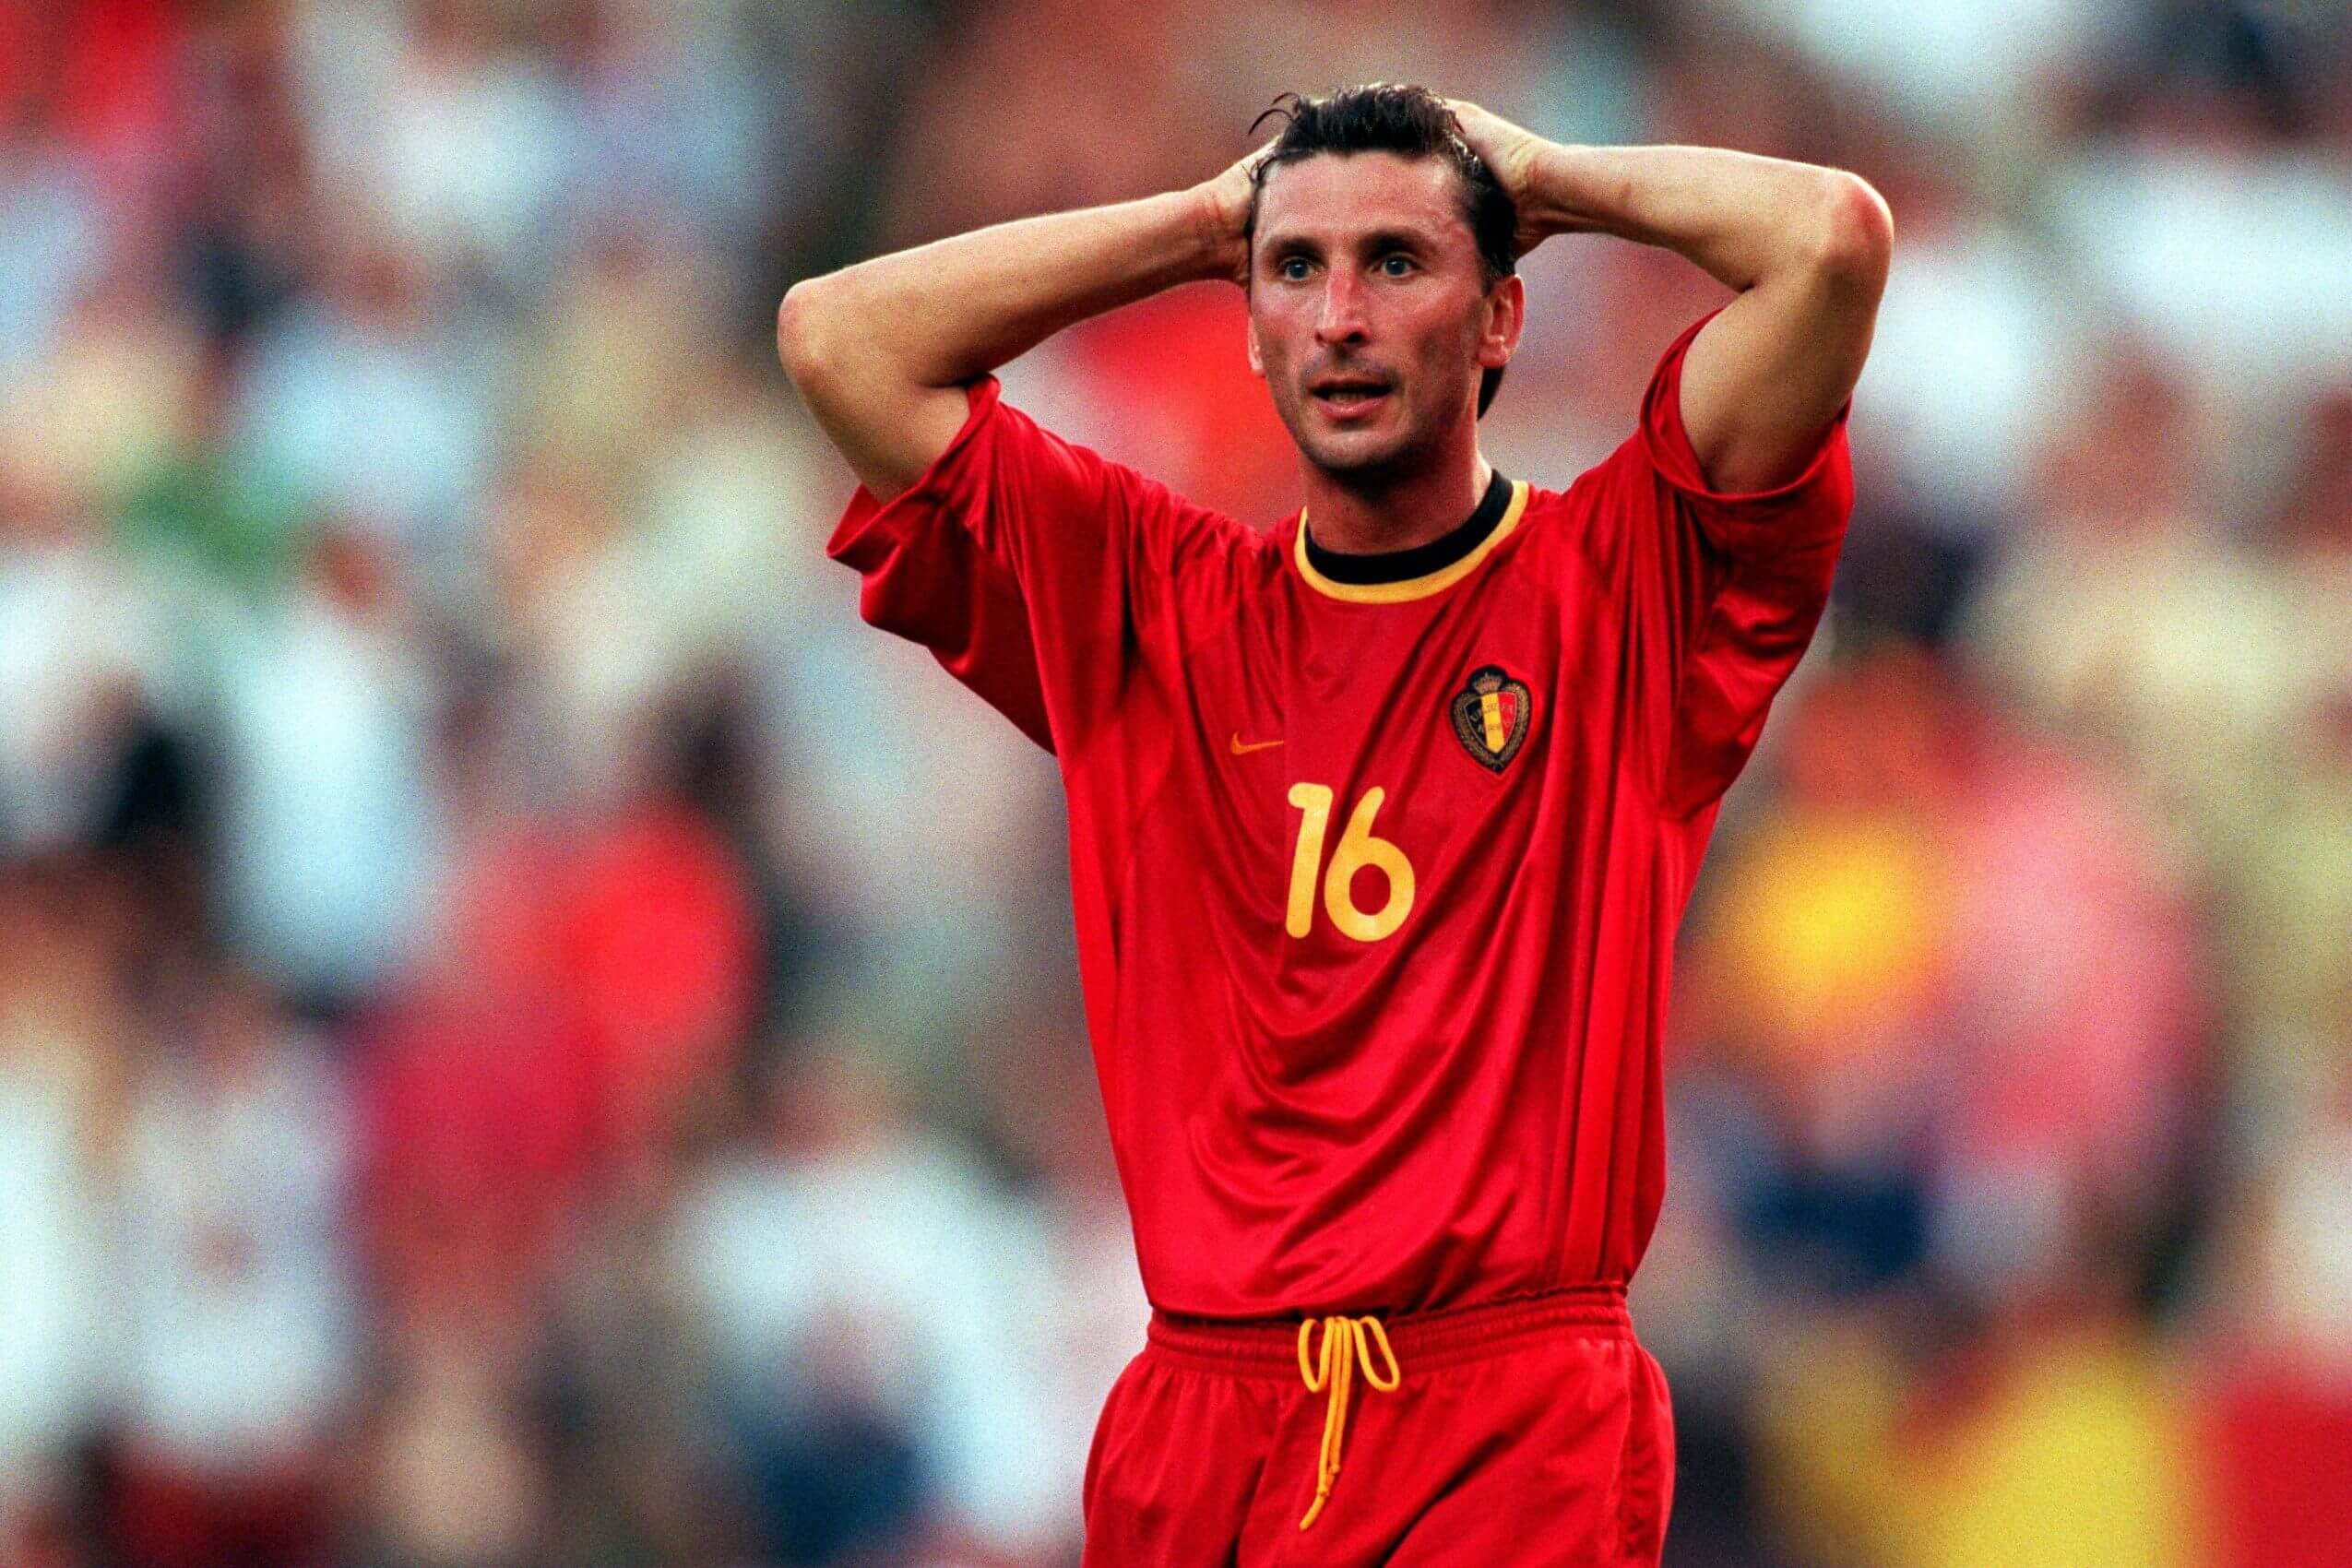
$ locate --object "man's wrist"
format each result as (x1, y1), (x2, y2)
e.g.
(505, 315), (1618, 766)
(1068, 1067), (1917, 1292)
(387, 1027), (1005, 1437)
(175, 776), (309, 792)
(1177, 180), (1250, 285)
(1517, 141), (1607, 241)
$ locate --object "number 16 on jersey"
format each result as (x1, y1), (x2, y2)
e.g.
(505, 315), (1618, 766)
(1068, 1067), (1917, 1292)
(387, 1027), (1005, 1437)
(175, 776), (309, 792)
(1285, 783), (1417, 943)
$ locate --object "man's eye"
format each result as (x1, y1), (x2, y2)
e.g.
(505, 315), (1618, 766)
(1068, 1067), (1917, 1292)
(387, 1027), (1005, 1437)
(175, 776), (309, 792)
(1278, 257), (1312, 280)
(1380, 255), (1416, 277)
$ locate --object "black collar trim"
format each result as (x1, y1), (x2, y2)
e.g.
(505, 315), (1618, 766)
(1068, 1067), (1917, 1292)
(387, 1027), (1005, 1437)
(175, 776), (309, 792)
(1301, 469), (1514, 586)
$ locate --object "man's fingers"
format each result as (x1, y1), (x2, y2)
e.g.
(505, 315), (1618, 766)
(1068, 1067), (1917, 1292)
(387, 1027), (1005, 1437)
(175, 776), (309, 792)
(1445, 99), (1519, 179)
(1445, 98), (1499, 144)
(1202, 137), (1280, 288)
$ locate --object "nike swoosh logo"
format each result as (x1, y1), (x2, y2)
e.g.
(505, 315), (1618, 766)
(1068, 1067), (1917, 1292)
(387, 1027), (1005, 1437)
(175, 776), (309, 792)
(1229, 733), (1285, 755)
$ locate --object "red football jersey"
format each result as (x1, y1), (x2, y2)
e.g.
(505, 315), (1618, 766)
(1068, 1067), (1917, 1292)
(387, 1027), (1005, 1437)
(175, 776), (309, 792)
(829, 314), (1851, 1319)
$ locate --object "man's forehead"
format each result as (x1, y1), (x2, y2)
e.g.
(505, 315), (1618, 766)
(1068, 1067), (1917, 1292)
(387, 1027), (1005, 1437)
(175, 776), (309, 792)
(1254, 152), (1469, 245)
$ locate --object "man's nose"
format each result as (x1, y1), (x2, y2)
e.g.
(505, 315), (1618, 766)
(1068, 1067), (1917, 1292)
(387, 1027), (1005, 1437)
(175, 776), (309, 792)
(1314, 271), (1369, 346)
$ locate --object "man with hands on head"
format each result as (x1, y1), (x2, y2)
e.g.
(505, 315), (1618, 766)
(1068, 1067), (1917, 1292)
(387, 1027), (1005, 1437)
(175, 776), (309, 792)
(780, 85), (1887, 1568)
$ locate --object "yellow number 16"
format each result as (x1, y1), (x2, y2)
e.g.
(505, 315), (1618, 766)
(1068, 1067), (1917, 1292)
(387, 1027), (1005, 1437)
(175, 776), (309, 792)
(1285, 783), (1417, 942)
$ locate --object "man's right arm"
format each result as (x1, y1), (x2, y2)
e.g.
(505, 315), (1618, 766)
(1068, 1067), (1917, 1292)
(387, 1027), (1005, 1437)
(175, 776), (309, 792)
(777, 154), (1257, 501)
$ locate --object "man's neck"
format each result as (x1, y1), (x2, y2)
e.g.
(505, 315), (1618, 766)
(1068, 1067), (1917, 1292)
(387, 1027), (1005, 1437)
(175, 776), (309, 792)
(1300, 445), (1494, 555)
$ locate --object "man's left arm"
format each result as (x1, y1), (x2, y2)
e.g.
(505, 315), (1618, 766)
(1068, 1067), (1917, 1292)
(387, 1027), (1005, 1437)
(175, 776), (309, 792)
(1452, 103), (1892, 493)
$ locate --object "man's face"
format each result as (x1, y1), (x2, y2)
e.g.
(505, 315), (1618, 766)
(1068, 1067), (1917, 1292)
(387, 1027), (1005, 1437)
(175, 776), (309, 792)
(1247, 152), (1517, 481)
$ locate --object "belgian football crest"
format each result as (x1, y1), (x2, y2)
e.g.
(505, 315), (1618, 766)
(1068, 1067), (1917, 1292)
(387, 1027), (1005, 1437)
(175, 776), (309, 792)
(1449, 665), (1533, 773)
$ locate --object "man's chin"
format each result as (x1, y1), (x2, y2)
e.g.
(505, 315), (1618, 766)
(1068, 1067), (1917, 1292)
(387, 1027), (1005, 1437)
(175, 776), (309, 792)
(1292, 424), (1414, 478)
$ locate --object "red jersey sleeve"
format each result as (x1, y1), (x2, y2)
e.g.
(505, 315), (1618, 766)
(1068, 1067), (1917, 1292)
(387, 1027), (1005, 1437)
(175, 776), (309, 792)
(1604, 312), (1854, 814)
(826, 376), (1245, 754)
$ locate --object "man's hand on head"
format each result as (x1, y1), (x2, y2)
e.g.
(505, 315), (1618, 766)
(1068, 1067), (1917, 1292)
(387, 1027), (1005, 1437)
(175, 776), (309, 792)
(1444, 100), (1561, 257)
(1196, 140), (1275, 286)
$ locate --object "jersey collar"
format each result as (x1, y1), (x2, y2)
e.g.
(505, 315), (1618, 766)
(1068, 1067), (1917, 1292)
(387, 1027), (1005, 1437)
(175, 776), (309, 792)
(1293, 478), (1531, 604)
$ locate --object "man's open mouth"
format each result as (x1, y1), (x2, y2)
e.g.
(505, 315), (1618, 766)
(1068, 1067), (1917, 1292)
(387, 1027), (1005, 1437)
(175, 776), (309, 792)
(1310, 376), (1393, 415)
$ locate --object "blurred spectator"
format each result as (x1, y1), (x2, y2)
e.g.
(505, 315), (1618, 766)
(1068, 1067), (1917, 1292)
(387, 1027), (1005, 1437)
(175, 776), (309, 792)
(0, 510), (164, 855)
(0, 121), (106, 383)
(231, 212), (495, 594)
(112, 967), (352, 1568)
(0, 860), (125, 1552)
(671, 1045), (1079, 1564)
(209, 530), (446, 1009)
(1963, 351), (2311, 859)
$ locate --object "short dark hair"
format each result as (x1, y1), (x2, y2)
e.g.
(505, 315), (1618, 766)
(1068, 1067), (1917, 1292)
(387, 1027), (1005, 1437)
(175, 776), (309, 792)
(1245, 84), (1518, 417)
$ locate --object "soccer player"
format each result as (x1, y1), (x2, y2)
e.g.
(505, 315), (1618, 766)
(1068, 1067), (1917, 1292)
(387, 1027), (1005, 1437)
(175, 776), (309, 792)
(778, 84), (1888, 1567)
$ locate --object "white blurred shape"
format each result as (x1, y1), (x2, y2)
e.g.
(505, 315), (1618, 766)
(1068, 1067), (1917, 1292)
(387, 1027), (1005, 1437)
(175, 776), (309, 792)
(1721, 0), (2124, 129)
(0, 1055), (108, 1505)
(117, 1024), (354, 1476)
(673, 1100), (1139, 1560)
(2046, 149), (2352, 400)
(212, 584), (445, 1002)
(1860, 220), (2073, 528)
(234, 305), (493, 564)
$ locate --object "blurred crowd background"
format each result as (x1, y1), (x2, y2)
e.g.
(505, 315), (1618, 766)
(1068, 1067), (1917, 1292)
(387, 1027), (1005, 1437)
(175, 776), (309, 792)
(2, 1), (2347, 1565)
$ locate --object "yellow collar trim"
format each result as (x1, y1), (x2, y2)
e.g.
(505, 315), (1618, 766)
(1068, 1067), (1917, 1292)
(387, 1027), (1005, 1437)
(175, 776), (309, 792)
(1292, 480), (1530, 604)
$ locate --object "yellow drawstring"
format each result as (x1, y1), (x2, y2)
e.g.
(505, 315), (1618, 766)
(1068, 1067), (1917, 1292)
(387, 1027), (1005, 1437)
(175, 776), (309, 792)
(1295, 1313), (1402, 1529)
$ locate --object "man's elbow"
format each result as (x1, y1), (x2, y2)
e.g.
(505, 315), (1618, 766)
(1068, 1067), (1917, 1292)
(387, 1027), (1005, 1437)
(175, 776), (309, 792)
(1812, 172), (1894, 296)
(776, 276), (845, 394)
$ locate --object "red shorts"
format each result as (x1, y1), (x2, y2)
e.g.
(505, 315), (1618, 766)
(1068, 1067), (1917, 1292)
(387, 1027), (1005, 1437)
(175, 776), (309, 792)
(1081, 1286), (1674, 1566)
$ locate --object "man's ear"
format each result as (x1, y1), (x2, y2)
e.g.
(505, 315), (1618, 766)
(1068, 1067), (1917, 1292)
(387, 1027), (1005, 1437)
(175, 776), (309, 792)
(1478, 274), (1526, 370)
(1246, 315), (1265, 378)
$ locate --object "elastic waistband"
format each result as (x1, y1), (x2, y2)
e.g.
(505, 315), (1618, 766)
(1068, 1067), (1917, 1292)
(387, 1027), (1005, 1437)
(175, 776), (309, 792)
(1146, 1285), (1631, 1380)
